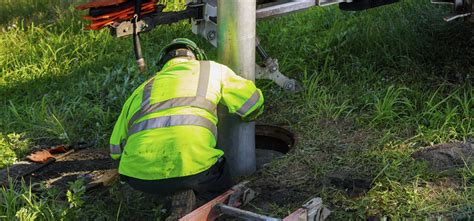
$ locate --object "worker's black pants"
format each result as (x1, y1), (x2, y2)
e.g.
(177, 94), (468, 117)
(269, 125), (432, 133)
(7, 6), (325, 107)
(121, 157), (233, 202)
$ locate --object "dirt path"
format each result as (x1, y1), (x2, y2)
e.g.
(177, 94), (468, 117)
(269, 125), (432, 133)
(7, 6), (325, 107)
(0, 148), (117, 192)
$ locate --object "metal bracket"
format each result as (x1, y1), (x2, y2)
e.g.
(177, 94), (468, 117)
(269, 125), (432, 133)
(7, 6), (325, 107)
(256, 59), (301, 92)
(283, 198), (331, 221)
(316, 0), (353, 7)
(111, 3), (205, 38)
(303, 198), (331, 221)
(190, 0), (218, 47)
(179, 181), (258, 221)
(256, 0), (316, 19)
(213, 181), (275, 220)
(216, 204), (282, 221)
(255, 37), (301, 92)
(228, 181), (257, 206)
(191, 0), (318, 45)
(431, 0), (473, 21)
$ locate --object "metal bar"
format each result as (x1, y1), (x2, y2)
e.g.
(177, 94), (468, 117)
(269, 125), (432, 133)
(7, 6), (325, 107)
(217, 0), (257, 176)
(256, 37), (270, 61)
(256, 0), (315, 19)
(444, 12), (472, 21)
(216, 203), (282, 221)
(133, 0), (145, 72)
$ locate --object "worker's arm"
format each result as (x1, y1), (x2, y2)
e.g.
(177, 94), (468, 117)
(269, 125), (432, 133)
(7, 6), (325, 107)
(220, 64), (264, 121)
(109, 95), (135, 160)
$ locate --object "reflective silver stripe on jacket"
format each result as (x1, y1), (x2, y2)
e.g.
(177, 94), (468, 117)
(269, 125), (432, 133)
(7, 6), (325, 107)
(197, 61), (210, 97)
(128, 96), (216, 128)
(141, 78), (154, 108)
(110, 144), (122, 154)
(128, 115), (217, 138)
(128, 61), (215, 129)
(236, 90), (261, 116)
(110, 140), (126, 155)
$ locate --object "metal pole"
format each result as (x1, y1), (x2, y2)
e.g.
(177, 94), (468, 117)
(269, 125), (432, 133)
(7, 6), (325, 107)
(217, 0), (257, 176)
(216, 204), (282, 221)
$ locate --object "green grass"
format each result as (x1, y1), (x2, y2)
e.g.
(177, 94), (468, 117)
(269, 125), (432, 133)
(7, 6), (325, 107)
(1, 0), (473, 220)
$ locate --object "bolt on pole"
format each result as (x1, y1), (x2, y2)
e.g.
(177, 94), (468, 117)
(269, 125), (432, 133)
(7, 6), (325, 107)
(217, 0), (257, 176)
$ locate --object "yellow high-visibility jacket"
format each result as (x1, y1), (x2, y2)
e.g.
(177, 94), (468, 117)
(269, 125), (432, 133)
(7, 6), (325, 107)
(109, 58), (264, 180)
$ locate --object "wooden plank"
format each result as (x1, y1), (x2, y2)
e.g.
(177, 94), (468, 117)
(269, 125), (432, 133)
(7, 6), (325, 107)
(179, 189), (236, 221)
(283, 208), (307, 221)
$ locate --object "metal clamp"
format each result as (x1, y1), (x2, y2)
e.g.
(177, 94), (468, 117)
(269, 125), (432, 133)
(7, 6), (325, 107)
(282, 198), (331, 221)
(228, 181), (257, 206)
(255, 37), (301, 92)
(303, 198), (331, 221)
(256, 59), (301, 92)
(216, 203), (282, 221)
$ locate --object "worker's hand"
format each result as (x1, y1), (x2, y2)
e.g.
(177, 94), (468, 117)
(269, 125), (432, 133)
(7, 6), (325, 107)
(241, 105), (264, 122)
(110, 154), (121, 160)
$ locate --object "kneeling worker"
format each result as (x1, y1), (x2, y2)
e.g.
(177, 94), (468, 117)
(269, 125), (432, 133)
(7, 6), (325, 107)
(109, 38), (264, 218)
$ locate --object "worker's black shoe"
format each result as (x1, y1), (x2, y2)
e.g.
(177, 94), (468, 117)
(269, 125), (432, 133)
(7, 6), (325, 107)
(165, 190), (196, 221)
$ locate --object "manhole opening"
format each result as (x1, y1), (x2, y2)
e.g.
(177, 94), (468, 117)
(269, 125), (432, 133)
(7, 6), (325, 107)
(255, 124), (295, 168)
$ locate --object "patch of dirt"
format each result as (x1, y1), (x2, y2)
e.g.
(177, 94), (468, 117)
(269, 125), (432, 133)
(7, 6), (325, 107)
(27, 149), (117, 190)
(246, 183), (312, 216)
(1, 148), (118, 192)
(0, 161), (37, 184)
(324, 167), (372, 197)
(245, 151), (329, 215)
(251, 181), (312, 206)
(411, 142), (474, 172)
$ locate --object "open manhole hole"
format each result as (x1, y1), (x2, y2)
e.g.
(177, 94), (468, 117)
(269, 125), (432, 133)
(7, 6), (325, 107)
(255, 124), (295, 169)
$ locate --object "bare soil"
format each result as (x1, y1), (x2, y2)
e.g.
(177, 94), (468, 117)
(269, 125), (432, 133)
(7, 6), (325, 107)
(412, 142), (474, 172)
(0, 148), (117, 192)
(0, 161), (38, 184)
(324, 167), (372, 197)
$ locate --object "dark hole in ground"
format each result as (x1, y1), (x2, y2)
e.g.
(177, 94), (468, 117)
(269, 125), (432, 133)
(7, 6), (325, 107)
(255, 124), (295, 169)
